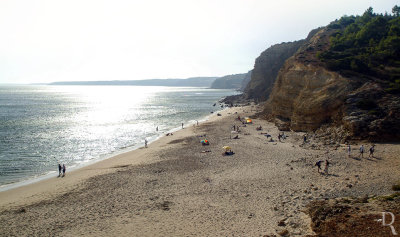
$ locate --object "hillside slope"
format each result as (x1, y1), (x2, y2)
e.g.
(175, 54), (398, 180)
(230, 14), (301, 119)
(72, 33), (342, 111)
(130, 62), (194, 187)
(210, 73), (248, 89)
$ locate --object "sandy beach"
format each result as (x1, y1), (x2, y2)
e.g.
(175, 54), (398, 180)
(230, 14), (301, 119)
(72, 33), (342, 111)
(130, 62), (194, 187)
(1, 105), (400, 236)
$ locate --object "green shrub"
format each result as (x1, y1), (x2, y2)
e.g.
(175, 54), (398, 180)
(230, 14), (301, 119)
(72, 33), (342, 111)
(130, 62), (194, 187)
(367, 110), (380, 116)
(392, 182), (400, 191)
(320, 6), (400, 81)
(380, 192), (400, 201)
(386, 79), (400, 94)
(356, 99), (377, 110)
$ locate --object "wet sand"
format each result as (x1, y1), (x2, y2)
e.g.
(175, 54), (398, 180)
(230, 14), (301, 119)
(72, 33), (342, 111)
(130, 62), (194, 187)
(1, 105), (399, 236)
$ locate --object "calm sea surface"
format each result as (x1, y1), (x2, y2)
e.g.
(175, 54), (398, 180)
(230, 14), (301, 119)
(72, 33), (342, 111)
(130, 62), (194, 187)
(0, 85), (238, 188)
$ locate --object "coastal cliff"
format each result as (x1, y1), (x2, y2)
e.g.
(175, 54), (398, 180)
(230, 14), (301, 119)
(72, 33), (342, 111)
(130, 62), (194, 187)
(224, 9), (400, 141)
(240, 70), (252, 91)
(243, 40), (305, 101)
(268, 19), (400, 141)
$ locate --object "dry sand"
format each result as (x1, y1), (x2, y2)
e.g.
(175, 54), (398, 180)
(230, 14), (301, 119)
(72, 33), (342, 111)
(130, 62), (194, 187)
(1, 105), (400, 236)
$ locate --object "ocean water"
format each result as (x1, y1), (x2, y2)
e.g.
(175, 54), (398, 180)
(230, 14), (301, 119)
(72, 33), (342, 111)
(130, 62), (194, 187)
(0, 85), (238, 188)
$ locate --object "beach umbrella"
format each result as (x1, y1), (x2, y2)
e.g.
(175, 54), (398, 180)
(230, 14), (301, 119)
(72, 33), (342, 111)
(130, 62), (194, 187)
(223, 146), (231, 151)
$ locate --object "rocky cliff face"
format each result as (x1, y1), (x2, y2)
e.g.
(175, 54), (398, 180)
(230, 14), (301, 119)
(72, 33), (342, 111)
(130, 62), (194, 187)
(342, 82), (400, 141)
(269, 57), (352, 131)
(268, 27), (400, 141)
(240, 70), (252, 91)
(243, 40), (305, 101)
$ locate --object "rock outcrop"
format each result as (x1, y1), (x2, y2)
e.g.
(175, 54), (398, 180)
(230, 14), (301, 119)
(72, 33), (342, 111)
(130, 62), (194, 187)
(342, 82), (400, 141)
(269, 57), (352, 131)
(243, 40), (305, 101)
(240, 70), (252, 91)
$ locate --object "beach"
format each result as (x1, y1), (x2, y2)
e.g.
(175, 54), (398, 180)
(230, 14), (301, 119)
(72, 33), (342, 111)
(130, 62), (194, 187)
(1, 105), (400, 236)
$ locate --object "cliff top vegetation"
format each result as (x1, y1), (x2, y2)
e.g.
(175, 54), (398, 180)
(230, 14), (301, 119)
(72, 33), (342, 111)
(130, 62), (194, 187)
(318, 5), (400, 93)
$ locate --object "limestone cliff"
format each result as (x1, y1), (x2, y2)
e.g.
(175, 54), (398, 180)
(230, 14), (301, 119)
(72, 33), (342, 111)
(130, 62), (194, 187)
(243, 40), (305, 101)
(269, 57), (352, 131)
(267, 27), (400, 141)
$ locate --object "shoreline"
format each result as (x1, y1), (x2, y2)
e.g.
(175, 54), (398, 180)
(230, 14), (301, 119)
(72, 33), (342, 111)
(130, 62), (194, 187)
(1, 104), (399, 236)
(0, 104), (228, 193)
(0, 105), (237, 209)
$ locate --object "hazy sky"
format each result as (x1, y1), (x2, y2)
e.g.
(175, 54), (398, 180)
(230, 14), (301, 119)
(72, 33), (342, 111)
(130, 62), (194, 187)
(0, 0), (398, 84)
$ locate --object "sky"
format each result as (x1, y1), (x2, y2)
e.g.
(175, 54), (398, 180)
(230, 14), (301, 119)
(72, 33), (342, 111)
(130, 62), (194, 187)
(0, 0), (398, 84)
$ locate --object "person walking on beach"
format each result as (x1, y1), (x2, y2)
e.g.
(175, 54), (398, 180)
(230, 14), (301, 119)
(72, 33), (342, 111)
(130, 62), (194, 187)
(369, 144), (375, 158)
(156, 126), (158, 132)
(58, 163), (62, 177)
(347, 144), (351, 158)
(315, 160), (323, 173)
(62, 164), (66, 177)
(182, 123), (184, 129)
(359, 145), (364, 158)
(303, 134), (307, 144)
(324, 160), (330, 175)
(145, 138), (148, 148)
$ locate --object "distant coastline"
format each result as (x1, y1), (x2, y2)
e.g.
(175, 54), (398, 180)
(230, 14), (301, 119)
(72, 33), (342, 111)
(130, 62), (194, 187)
(48, 77), (218, 87)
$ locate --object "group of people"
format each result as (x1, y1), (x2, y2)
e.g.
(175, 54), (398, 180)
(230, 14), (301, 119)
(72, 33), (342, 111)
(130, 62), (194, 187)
(347, 144), (375, 158)
(315, 160), (330, 174)
(58, 164), (66, 177)
(231, 124), (241, 132)
(315, 144), (376, 175)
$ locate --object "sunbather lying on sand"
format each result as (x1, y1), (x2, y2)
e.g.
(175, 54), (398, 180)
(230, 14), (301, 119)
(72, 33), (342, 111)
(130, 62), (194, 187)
(223, 150), (235, 156)
(201, 150), (211, 153)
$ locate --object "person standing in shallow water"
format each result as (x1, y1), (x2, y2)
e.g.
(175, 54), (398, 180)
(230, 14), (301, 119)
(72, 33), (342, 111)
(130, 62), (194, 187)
(58, 164), (62, 177)
(181, 123), (184, 129)
(62, 164), (66, 177)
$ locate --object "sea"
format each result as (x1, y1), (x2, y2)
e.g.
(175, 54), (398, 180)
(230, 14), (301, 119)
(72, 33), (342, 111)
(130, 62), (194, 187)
(0, 85), (238, 190)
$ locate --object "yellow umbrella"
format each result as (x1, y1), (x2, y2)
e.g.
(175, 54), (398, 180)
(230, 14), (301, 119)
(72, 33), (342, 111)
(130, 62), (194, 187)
(223, 146), (231, 151)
